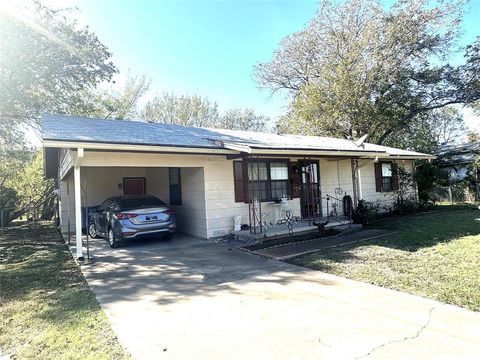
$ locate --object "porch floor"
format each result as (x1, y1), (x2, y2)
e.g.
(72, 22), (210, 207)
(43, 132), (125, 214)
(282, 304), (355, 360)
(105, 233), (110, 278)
(232, 217), (353, 241)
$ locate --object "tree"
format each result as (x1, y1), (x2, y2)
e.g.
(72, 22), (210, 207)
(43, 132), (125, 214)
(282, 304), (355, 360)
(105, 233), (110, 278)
(219, 108), (267, 132)
(466, 130), (480, 143)
(386, 107), (467, 153)
(0, 0), (117, 220)
(141, 93), (269, 131)
(71, 74), (151, 120)
(255, 0), (479, 146)
(142, 93), (220, 127)
(0, 0), (117, 133)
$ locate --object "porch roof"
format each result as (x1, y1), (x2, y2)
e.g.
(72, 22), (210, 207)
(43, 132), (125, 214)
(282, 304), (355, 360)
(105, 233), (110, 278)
(42, 114), (434, 159)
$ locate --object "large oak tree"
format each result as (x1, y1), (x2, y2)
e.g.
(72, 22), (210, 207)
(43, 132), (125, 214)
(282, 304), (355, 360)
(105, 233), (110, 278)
(255, 0), (480, 148)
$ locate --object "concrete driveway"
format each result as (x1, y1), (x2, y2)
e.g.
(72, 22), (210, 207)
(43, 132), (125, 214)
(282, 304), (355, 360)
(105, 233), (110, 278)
(79, 234), (480, 360)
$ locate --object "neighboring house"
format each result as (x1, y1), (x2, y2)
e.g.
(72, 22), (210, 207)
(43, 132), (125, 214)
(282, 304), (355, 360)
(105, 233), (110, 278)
(436, 142), (480, 181)
(42, 114), (434, 259)
(435, 142), (480, 201)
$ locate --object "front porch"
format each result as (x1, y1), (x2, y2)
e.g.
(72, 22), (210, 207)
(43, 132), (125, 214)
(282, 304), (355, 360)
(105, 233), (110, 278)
(232, 215), (354, 242)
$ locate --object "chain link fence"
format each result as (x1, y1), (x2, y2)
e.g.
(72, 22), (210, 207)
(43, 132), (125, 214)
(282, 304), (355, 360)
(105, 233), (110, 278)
(431, 185), (479, 204)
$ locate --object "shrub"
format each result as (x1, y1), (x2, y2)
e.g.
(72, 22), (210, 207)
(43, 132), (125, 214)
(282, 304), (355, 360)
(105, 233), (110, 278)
(352, 200), (380, 226)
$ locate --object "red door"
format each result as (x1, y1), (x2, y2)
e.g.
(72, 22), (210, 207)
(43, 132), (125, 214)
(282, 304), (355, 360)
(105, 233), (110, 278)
(123, 178), (146, 195)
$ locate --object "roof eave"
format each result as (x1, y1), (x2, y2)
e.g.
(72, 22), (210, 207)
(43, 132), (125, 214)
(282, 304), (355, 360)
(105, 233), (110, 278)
(42, 139), (238, 155)
(43, 139), (435, 160)
(386, 154), (437, 160)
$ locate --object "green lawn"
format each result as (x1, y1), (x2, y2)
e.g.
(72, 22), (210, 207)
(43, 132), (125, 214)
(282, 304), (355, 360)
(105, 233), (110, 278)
(0, 223), (129, 359)
(288, 205), (480, 311)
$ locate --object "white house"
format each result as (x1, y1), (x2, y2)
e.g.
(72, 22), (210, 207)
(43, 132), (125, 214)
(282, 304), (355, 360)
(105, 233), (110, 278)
(42, 114), (434, 259)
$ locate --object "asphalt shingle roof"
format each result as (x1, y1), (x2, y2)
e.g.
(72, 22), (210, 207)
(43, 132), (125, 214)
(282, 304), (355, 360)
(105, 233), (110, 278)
(42, 114), (433, 158)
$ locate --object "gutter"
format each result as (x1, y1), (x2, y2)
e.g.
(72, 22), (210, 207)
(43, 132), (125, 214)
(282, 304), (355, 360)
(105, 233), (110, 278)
(43, 139), (435, 161)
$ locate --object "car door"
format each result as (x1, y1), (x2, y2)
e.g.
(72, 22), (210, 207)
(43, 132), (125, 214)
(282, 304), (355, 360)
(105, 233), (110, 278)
(96, 200), (110, 235)
(105, 199), (120, 228)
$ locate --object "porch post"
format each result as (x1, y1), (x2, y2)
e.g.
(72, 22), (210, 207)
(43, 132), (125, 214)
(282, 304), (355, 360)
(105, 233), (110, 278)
(351, 158), (359, 209)
(74, 148), (84, 260)
(357, 165), (363, 200)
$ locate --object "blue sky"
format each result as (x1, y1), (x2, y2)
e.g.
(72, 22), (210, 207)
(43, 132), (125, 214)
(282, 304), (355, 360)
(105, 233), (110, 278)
(71, 0), (319, 119)
(53, 0), (480, 125)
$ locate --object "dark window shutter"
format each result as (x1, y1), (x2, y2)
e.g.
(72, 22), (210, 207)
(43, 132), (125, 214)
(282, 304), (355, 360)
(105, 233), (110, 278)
(169, 168), (182, 205)
(374, 163), (382, 192)
(233, 162), (244, 202)
(289, 162), (300, 198)
(392, 163), (399, 190)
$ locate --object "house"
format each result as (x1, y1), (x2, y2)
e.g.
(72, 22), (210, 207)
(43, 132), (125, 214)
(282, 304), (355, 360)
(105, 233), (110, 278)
(42, 114), (434, 259)
(434, 142), (480, 201)
(436, 142), (480, 181)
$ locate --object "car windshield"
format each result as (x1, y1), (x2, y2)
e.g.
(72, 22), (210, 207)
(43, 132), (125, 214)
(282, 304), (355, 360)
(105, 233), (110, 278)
(119, 197), (166, 210)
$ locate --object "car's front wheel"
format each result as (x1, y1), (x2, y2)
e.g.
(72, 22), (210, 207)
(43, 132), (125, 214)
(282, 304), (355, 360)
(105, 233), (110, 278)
(108, 228), (119, 248)
(88, 222), (100, 239)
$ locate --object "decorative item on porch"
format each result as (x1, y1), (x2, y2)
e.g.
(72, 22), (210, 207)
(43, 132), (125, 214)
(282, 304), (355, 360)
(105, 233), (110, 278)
(284, 210), (295, 237)
(279, 194), (292, 220)
(233, 215), (242, 231)
(271, 194), (290, 226)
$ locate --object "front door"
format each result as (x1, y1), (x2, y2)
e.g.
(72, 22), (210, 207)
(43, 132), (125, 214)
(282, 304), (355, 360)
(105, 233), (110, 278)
(299, 161), (322, 219)
(123, 177), (146, 195)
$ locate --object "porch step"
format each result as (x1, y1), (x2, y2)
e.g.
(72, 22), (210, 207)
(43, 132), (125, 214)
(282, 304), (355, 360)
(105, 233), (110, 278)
(232, 221), (361, 243)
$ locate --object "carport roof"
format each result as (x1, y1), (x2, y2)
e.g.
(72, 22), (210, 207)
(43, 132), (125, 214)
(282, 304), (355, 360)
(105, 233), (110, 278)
(41, 114), (434, 159)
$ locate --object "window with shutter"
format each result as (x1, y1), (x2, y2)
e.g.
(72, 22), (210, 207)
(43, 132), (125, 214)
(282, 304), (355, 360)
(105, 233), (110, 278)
(375, 162), (398, 192)
(234, 159), (290, 202)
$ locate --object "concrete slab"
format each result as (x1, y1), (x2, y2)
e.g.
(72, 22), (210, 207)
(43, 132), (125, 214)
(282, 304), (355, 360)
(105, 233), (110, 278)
(254, 229), (393, 260)
(77, 234), (480, 360)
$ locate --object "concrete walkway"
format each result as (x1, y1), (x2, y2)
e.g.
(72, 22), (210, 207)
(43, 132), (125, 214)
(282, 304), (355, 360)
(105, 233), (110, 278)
(77, 234), (480, 360)
(253, 229), (393, 260)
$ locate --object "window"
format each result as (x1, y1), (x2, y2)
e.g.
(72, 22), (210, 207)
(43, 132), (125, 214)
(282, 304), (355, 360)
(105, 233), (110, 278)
(269, 162), (289, 199)
(381, 163), (393, 191)
(375, 162), (398, 192)
(169, 168), (182, 205)
(234, 160), (289, 202)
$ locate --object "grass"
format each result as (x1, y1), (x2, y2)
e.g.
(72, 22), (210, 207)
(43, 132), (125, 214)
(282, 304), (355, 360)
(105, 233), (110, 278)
(288, 205), (480, 312)
(0, 223), (129, 359)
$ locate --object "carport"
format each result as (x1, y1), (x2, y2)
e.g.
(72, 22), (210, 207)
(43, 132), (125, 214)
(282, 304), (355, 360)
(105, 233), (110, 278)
(48, 147), (211, 259)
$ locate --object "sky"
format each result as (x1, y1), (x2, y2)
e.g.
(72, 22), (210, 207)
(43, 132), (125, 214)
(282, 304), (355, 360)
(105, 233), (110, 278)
(36, 0), (480, 137)
(69, 0), (320, 119)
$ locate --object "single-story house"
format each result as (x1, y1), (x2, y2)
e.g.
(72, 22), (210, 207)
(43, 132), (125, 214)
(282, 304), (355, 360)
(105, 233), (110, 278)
(436, 142), (480, 181)
(434, 142), (480, 201)
(42, 114), (434, 259)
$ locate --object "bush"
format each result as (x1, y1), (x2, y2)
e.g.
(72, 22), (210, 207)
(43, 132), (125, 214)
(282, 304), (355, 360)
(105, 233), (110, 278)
(352, 200), (380, 226)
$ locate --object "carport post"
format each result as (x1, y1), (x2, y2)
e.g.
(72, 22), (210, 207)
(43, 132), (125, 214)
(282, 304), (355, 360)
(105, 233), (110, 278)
(74, 148), (84, 260)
